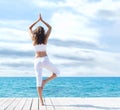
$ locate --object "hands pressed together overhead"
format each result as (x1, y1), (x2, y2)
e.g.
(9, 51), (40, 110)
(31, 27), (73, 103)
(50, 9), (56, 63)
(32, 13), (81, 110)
(38, 14), (43, 21)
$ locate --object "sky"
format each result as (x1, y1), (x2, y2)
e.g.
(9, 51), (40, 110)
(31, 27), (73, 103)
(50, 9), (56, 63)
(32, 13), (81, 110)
(0, 0), (120, 77)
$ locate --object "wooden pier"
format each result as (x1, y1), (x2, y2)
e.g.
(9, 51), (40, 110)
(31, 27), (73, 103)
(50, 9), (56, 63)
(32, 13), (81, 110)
(0, 98), (120, 110)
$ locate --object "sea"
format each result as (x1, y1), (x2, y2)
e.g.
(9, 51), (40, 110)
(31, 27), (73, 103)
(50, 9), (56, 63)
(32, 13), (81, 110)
(0, 77), (120, 97)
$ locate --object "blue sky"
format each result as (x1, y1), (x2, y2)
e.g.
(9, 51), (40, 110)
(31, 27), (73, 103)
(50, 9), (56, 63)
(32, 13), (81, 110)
(0, 0), (120, 76)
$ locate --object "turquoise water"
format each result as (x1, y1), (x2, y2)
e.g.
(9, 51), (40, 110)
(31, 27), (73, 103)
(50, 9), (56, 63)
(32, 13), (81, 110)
(0, 77), (120, 97)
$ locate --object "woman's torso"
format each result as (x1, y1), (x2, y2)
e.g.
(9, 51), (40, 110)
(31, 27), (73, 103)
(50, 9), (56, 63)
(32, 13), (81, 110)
(33, 43), (47, 58)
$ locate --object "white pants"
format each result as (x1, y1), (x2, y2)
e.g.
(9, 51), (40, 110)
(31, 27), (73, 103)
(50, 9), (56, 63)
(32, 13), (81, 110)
(34, 56), (60, 87)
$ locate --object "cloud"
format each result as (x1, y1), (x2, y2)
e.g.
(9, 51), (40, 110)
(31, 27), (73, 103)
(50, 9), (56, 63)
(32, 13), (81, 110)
(50, 11), (100, 49)
(32, 0), (71, 8)
(49, 38), (100, 50)
(0, 20), (30, 29)
(58, 48), (120, 76)
(0, 21), (34, 55)
(95, 9), (120, 38)
(0, 20), (34, 41)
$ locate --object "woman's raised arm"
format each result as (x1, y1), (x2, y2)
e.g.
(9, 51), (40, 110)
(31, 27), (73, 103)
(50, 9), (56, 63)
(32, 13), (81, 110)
(28, 16), (40, 39)
(40, 14), (52, 39)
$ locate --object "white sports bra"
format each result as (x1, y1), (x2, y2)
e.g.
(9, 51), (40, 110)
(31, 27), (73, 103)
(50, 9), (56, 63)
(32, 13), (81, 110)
(34, 44), (46, 52)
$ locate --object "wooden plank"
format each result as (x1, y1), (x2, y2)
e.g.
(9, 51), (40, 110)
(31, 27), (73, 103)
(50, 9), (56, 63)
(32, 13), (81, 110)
(39, 105), (46, 110)
(14, 98), (27, 110)
(0, 98), (4, 103)
(22, 98), (33, 110)
(0, 98), (9, 110)
(0, 98), (8, 106)
(51, 98), (85, 110)
(62, 98), (84, 110)
(0, 98), (15, 110)
(80, 98), (120, 110)
(51, 98), (120, 110)
(31, 98), (38, 110)
(45, 98), (54, 110)
(51, 98), (74, 110)
(0, 98), (120, 110)
(6, 98), (21, 110)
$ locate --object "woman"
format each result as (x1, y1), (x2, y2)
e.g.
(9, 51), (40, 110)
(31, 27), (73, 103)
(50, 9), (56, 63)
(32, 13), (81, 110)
(28, 14), (60, 105)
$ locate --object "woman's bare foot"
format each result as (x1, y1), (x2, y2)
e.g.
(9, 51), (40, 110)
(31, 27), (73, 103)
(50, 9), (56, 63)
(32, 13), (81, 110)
(41, 102), (44, 106)
(40, 98), (44, 106)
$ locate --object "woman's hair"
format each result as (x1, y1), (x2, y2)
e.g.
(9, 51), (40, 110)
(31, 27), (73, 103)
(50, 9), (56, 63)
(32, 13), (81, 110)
(33, 26), (45, 44)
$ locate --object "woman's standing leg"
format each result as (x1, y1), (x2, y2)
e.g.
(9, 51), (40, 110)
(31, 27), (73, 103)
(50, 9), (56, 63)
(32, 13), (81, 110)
(34, 60), (44, 105)
(37, 87), (44, 105)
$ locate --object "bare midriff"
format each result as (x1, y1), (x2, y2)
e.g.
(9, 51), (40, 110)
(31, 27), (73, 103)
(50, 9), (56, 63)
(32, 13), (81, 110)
(35, 51), (47, 58)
